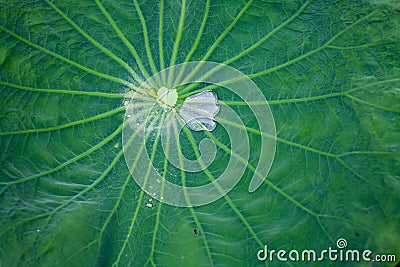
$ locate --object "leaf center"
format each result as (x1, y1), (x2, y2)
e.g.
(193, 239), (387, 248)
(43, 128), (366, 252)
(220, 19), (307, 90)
(157, 86), (178, 107)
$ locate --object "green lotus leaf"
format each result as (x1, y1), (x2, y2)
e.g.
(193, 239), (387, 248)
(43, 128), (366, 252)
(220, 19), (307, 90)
(1, 0), (399, 266)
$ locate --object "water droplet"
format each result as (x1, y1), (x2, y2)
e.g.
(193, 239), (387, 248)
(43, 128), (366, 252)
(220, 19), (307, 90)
(178, 90), (220, 131)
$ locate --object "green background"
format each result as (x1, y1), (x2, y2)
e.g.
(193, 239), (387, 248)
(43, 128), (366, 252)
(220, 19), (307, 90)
(1, 0), (399, 266)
